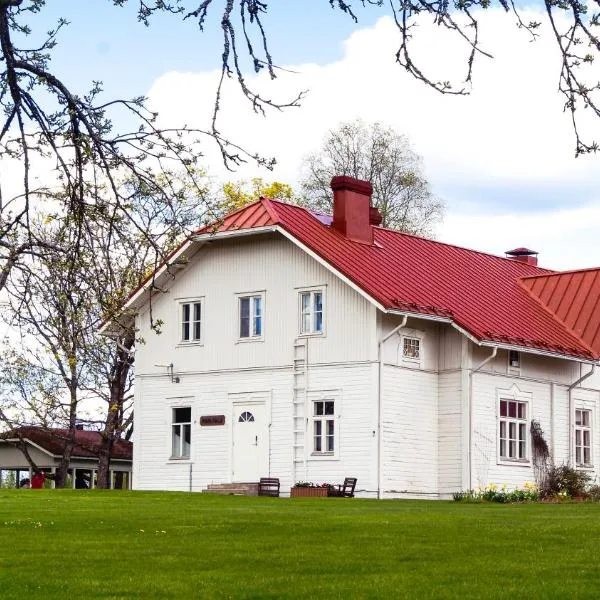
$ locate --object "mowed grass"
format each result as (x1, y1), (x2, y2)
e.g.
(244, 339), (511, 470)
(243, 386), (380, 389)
(1, 492), (600, 599)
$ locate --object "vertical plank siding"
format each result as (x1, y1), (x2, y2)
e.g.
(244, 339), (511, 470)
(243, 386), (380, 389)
(134, 231), (600, 497)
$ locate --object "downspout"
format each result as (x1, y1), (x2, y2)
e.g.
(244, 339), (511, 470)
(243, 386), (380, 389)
(567, 364), (596, 466)
(468, 346), (498, 490)
(377, 315), (408, 500)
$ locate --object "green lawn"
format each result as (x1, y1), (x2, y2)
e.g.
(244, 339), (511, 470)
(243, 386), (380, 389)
(1, 491), (600, 599)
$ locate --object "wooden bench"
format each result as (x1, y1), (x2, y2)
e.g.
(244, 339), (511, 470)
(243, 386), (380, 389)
(329, 477), (357, 498)
(258, 477), (280, 497)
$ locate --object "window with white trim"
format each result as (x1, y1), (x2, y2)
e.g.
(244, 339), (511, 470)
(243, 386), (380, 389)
(312, 400), (335, 454)
(239, 294), (263, 339)
(402, 337), (421, 361)
(575, 409), (592, 467)
(299, 290), (324, 335)
(171, 407), (191, 458)
(499, 398), (528, 460)
(180, 300), (202, 343)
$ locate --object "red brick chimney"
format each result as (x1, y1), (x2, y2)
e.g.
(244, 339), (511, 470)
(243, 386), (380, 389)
(331, 176), (381, 244)
(505, 247), (538, 266)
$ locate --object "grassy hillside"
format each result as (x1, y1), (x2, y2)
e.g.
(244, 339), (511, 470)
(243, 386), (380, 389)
(1, 490), (599, 598)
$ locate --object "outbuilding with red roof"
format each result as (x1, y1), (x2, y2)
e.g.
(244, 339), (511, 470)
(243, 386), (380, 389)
(0, 427), (132, 489)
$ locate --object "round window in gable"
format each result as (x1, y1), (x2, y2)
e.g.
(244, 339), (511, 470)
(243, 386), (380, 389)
(238, 411), (255, 422)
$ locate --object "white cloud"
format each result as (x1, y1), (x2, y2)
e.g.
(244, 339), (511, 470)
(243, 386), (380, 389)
(439, 203), (600, 270)
(147, 9), (600, 270)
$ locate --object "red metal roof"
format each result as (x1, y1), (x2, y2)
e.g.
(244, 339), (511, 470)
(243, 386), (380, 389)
(1, 427), (132, 461)
(521, 269), (600, 357)
(196, 198), (597, 360)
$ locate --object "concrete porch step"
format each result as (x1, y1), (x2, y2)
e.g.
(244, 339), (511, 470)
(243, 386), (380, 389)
(204, 482), (258, 496)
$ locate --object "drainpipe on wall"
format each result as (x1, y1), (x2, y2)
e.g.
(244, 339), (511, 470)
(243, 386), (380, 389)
(468, 346), (498, 490)
(377, 315), (407, 500)
(567, 364), (596, 466)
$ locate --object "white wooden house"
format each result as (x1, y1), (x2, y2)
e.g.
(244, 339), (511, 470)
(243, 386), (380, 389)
(105, 176), (600, 498)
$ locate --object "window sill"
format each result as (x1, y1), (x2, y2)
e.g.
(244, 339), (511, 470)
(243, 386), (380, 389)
(497, 459), (530, 467)
(576, 464), (595, 470)
(176, 342), (203, 348)
(298, 332), (325, 338)
(309, 452), (339, 461)
(236, 337), (264, 344)
(168, 457), (192, 463)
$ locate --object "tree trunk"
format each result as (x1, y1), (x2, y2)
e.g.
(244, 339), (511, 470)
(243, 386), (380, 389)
(96, 440), (113, 489)
(96, 337), (134, 489)
(55, 384), (79, 488)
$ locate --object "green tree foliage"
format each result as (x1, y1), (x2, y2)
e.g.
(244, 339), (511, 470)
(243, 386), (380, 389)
(221, 178), (297, 214)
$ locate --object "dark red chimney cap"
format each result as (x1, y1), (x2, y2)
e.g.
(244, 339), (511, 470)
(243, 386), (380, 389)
(330, 176), (373, 196)
(505, 247), (538, 266)
(505, 247), (538, 257)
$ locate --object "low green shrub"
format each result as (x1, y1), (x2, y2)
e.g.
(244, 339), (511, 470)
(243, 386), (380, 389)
(539, 465), (591, 499)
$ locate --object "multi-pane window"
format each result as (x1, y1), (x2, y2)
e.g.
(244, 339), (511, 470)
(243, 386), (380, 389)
(300, 290), (324, 335)
(313, 400), (335, 453)
(172, 407), (191, 458)
(499, 399), (527, 460)
(575, 409), (592, 467)
(402, 337), (421, 360)
(239, 295), (263, 339)
(181, 301), (202, 342)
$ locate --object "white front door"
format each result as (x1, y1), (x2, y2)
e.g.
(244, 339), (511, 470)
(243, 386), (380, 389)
(232, 402), (268, 482)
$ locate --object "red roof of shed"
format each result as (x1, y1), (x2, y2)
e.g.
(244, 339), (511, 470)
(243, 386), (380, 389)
(1, 427), (132, 461)
(196, 199), (598, 361)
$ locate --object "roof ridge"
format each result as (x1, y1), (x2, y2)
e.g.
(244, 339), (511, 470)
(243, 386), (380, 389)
(517, 279), (598, 359)
(194, 199), (264, 233)
(266, 201), (554, 274)
(374, 226), (554, 273)
(259, 196), (283, 224)
(521, 266), (600, 281)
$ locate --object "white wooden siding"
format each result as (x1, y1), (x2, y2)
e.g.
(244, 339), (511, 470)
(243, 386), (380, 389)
(132, 229), (600, 497)
(381, 365), (439, 496)
(470, 371), (600, 489)
(135, 234), (377, 378)
(134, 362), (378, 494)
(438, 370), (463, 494)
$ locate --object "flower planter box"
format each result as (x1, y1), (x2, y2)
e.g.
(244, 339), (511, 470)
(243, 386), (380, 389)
(290, 486), (329, 498)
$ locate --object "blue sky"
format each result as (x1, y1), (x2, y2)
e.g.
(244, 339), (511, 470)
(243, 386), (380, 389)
(34, 1), (381, 97)
(20, 2), (600, 269)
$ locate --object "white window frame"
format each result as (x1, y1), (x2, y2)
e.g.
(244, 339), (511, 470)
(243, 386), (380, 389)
(575, 408), (593, 469)
(311, 398), (336, 456)
(178, 298), (204, 345)
(399, 334), (423, 367)
(497, 386), (531, 465)
(236, 291), (265, 342)
(171, 406), (192, 460)
(508, 350), (521, 374)
(401, 336), (421, 361)
(298, 287), (325, 336)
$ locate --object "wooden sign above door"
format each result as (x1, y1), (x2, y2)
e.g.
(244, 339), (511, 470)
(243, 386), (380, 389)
(200, 415), (226, 426)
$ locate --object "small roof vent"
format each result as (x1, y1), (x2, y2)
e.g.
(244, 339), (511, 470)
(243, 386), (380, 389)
(505, 247), (538, 266)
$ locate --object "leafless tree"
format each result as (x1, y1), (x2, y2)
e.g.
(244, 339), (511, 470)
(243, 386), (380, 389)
(301, 120), (444, 235)
(0, 175), (210, 487)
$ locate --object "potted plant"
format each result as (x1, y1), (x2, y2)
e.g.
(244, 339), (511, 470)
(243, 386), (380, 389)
(290, 481), (331, 497)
